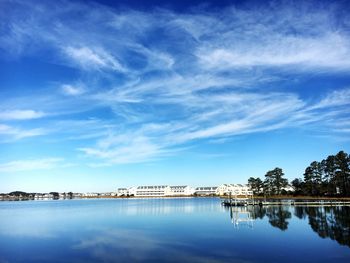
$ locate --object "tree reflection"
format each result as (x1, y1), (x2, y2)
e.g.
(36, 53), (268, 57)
(224, 205), (291, 230)
(266, 206), (291, 231)
(224, 204), (350, 247)
(297, 206), (350, 247)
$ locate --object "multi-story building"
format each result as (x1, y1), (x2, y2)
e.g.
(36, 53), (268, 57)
(169, 186), (194, 196)
(194, 186), (218, 195)
(135, 185), (172, 197)
(117, 188), (128, 196)
(216, 184), (253, 196)
(127, 187), (137, 196)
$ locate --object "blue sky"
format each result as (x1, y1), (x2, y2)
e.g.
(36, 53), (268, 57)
(1, 0), (350, 192)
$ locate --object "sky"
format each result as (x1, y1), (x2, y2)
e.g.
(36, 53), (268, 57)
(0, 0), (350, 193)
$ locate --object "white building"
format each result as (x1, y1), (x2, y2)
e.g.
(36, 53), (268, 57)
(194, 186), (218, 196)
(127, 187), (137, 196)
(135, 185), (172, 197)
(282, 185), (295, 192)
(169, 186), (195, 196)
(83, 192), (99, 197)
(216, 184), (253, 196)
(117, 188), (128, 196)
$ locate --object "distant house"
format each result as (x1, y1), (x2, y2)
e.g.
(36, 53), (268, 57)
(282, 185), (295, 192)
(117, 188), (128, 196)
(194, 186), (218, 196)
(83, 192), (99, 197)
(42, 193), (53, 199)
(34, 193), (43, 199)
(216, 184), (253, 196)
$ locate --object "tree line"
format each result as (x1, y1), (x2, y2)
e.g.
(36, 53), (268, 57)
(248, 150), (350, 197)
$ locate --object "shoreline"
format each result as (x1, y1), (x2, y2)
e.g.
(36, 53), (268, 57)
(2, 195), (350, 201)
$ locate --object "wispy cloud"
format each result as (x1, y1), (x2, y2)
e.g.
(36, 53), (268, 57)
(63, 46), (126, 72)
(0, 124), (47, 141)
(309, 88), (350, 110)
(61, 84), (86, 96)
(0, 158), (65, 173)
(0, 110), (45, 120)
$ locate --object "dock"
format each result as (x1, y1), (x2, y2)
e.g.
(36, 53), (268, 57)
(221, 198), (350, 207)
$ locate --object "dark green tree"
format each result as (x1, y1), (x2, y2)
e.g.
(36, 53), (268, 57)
(334, 151), (350, 196)
(291, 178), (304, 195)
(248, 177), (263, 195)
(304, 166), (314, 195)
(264, 167), (288, 195)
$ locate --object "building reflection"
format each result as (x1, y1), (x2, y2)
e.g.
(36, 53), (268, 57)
(224, 205), (291, 230)
(225, 206), (255, 228)
(113, 197), (220, 215)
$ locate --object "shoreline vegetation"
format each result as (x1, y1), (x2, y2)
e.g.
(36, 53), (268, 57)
(2, 193), (350, 201)
(248, 150), (350, 198)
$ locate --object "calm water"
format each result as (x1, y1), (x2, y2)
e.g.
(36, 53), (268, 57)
(0, 198), (350, 263)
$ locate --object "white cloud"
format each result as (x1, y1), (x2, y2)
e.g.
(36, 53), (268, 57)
(61, 84), (85, 96)
(63, 46), (125, 72)
(79, 135), (166, 165)
(0, 110), (45, 120)
(196, 32), (350, 71)
(0, 158), (64, 173)
(0, 124), (47, 140)
(309, 88), (350, 110)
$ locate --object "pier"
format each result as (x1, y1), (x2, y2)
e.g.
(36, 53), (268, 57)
(222, 198), (350, 207)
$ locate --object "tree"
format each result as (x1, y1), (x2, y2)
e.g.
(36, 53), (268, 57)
(264, 167), (288, 195)
(310, 161), (323, 195)
(248, 177), (263, 195)
(334, 151), (350, 196)
(304, 166), (314, 195)
(291, 178), (304, 195)
(303, 161), (324, 196)
(291, 151), (350, 197)
(321, 156), (336, 195)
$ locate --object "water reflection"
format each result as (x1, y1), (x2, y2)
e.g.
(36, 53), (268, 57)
(296, 206), (350, 247)
(224, 206), (255, 228)
(225, 205), (350, 247)
(266, 206), (291, 231)
(113, 197), (219, 215)
(1, 199), (350, 263)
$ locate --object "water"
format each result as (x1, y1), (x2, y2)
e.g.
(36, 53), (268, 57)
(0, 198), (349, 263)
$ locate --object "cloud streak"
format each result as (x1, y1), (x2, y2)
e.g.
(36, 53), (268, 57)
(0, 158), (65, 173)
(0, 110), (45, 120)
(0, 124), (47, 141)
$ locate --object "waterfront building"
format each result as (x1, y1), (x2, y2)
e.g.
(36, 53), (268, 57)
(135, 185), (172, 196)
(194, 186), (218, 196)
(34, 193), (43, 199)
(42, 193), (53, 199)
(127, 187), (137, 196)
(282, 185), (295, 192)
(216, 184), (253, 196)
(117, 188), (128, 196)
(169, 186), (195, 196)
(83, 193), (99, 197)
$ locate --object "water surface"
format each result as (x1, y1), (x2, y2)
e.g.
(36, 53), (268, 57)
(0, 198), (349, 262)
